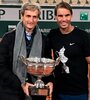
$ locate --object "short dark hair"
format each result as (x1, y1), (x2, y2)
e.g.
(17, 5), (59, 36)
(55, 2), (73, 16)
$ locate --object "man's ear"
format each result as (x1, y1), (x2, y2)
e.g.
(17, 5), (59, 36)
(55, 15), (57, 20)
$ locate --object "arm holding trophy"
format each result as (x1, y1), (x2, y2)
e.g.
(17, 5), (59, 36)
(19, 56), (60, 97)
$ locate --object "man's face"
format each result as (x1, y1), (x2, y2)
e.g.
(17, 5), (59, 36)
(21, 9), (39, 32)
(55, 8), (72, 30)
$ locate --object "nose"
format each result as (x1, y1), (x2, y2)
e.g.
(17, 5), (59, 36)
(62, 16), (66, 21)
(29, 17), (34, 22)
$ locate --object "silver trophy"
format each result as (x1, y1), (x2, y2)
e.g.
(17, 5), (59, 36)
(20, 56), (60, 96)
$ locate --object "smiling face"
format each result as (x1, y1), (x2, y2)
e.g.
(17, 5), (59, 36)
(55, 8), (73, 31)
(21, 9), (39, 33)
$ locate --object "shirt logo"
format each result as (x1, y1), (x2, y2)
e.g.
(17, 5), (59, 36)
(69, 43), (75, 46)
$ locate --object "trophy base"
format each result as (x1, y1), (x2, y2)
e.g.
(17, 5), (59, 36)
(29, 86), (49, 96)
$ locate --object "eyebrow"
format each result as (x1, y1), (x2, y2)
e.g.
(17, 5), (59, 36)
(57, 13), (70, 16)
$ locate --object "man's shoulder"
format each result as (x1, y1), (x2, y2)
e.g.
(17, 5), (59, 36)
(74, 27), (89, 36)
(50, 28), (58, 32)
(75, 27), (87, 33)
(48, 28), (58, 37)
(4, 29), (16, 37)
(1, 29), (16, 43)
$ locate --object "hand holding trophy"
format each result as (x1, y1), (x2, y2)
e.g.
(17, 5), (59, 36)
(20, 56), (60, 96)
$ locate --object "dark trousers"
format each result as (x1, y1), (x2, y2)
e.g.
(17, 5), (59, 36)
(57, 93), (88, 100)
(25, 95), (46, 100)
(0, 93), (25, 100)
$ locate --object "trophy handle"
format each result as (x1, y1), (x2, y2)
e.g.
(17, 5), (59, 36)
(55, 57), (60, 66)
(19, 55), (28, 65)
(54, 51), (60, 66)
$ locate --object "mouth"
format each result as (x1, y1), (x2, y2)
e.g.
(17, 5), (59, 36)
(61, 22), (67, 25)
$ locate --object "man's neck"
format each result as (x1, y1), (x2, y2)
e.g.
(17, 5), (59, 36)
(60, 25), (74, 34)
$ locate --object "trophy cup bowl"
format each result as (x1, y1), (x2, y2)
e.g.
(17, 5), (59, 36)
(20, 56), (60, 96)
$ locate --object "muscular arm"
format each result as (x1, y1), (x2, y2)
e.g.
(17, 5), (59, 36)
(86, 57), (90, 64)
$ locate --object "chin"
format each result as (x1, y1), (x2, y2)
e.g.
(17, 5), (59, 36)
(61, 26), (67, 29)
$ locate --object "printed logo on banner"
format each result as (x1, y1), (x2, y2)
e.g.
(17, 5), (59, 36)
(80, 12), (88, 20)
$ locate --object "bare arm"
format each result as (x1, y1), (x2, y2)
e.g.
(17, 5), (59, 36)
(85, 57), (90, 64)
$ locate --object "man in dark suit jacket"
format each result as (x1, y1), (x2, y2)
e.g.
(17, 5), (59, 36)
(0, 2), (53, 100)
